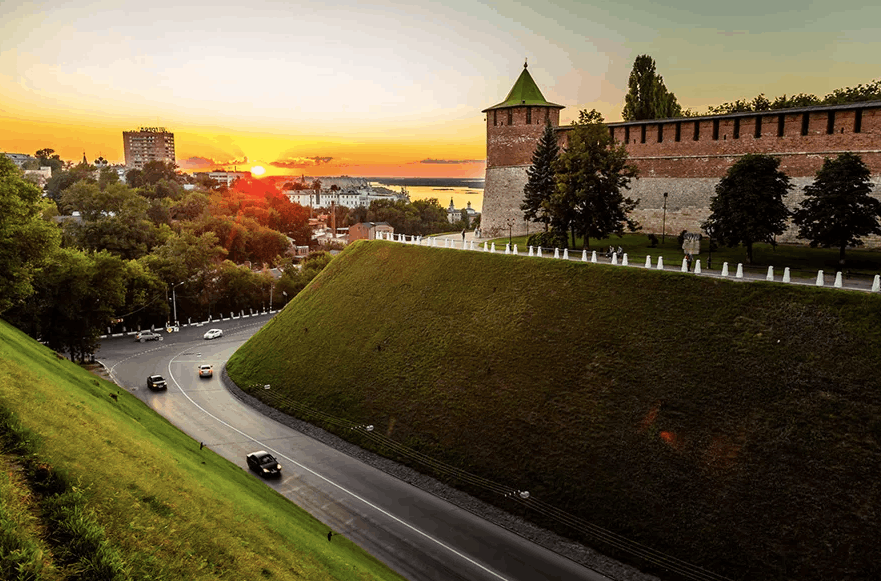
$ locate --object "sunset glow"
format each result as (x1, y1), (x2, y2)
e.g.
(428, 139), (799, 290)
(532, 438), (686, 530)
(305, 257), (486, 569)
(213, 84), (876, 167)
(251, 165), (266, 176)
(3, 1), (881, 178)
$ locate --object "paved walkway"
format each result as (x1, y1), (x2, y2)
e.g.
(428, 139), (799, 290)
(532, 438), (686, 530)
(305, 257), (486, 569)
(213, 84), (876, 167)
(412, 233), (881, 294)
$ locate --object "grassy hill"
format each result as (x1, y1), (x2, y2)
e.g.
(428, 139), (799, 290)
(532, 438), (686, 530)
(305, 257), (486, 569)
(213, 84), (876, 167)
(0, 319), (405, 581)
(227, 240), (881, 581)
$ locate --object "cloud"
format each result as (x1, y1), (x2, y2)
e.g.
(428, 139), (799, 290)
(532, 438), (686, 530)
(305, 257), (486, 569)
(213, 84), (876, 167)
(177, 156), (248, 170)
(419, 158), (486, 164)
(269, 156), (335, 168)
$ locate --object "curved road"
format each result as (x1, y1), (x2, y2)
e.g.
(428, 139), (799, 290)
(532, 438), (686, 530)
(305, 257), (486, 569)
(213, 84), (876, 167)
(97, 318), (615, 581)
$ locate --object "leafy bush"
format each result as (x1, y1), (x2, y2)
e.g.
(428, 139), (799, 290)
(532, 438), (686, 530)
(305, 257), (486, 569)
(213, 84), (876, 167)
(526, 231), (567, 249)
(647, 233), (658, 248)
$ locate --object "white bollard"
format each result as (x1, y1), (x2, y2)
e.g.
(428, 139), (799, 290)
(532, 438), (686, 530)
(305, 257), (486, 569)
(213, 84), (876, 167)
(505, 243), (510, 255)
(491, 243), (496, 253)
(645, 255), (651, 268)
(783, 267), (791, 283)
(528, 246), (534, 257)
(554, 247), (560, 259)
(537, 247), (543, 258)
(816, 270), (825, 286)
(681, 258), (688, 272)
(721, 262), (729, 277)
(834, 271), (843, 288)
(483, 242), (488, 252)
(735, 263), (744, 279)
(766, 266), (774, 281)
(873, 274), (880, 292)
(656, 256), (664, 270)
(582, 249), (588, 262)
(563, 248), (569, 260)
(623, 253), (629, 266)
(611, 252), (618, 265)
(591, 251), (597, 263)
(513, 244), (518, 255)
(694, 259), (701, 274)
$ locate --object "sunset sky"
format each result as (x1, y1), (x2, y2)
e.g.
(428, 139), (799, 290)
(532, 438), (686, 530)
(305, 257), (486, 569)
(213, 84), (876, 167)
(2, 0), (881, 177)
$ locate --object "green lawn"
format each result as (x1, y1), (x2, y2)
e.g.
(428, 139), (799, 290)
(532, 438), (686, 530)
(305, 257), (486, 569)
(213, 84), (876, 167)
(0, 319), (406, 581)
(488, 232), (881, 279)
(228, 240), (881, 581)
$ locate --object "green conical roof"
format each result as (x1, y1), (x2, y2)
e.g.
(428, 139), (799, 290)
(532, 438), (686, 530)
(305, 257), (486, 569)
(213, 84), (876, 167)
(482, 62), (564, 112)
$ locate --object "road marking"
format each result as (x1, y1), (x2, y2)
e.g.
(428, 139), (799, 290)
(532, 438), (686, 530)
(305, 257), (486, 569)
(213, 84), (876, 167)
(166, 349), (512, 581)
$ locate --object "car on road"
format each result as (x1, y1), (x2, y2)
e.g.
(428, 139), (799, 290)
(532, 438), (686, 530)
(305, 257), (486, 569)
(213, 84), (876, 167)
(246, 451), (282, 478)
(135, 330), (163, 342)
(147, 375), (167, 390)
(203, 328), (223, 340)
(198, 364), (213, 378)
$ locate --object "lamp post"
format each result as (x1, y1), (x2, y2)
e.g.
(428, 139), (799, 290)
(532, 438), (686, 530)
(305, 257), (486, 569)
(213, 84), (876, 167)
(505, 217), (514, 248)
(661, 192), (668, 245)
(171, 282), (183, 326)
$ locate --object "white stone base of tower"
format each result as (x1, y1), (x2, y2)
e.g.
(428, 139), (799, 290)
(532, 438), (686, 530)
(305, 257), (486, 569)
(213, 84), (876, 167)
(481, 165), (533, 238)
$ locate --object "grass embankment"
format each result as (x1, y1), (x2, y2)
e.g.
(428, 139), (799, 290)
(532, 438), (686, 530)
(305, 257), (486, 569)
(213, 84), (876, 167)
(228, 240), (881, 581)
(481, 232), (881, 280)
(0, 320), (405, 581)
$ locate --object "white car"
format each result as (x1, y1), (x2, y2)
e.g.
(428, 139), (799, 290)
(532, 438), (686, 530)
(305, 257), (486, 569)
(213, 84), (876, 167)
(203, 329), (223, 340)
(198, 364), (213, 378)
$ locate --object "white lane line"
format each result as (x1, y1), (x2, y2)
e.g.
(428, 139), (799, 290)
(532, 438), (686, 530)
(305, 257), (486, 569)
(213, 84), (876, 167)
(166, 349), (511, 581)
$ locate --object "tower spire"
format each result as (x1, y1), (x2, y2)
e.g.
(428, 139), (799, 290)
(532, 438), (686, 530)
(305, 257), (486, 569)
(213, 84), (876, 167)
(524, 58), (528, 68)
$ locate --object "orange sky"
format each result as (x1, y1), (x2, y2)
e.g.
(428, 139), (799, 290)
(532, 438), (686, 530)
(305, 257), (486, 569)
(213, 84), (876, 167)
(4, 1), (880, 179)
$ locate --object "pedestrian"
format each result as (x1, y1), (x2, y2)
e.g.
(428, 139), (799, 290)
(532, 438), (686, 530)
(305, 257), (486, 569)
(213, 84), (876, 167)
(461, 228), (466, 242)
(686, 252), (693, 272)
(617, 245), (623, 256)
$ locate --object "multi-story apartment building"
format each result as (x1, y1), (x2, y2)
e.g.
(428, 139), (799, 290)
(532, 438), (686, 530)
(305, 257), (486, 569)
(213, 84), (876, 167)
(122, 127), (175, 169)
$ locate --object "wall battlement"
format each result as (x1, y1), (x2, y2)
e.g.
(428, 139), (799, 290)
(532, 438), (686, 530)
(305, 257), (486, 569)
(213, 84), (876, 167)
(481, 69), (881, 245)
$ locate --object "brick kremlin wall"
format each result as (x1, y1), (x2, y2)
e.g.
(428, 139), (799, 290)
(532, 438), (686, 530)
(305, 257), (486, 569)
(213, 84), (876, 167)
(480, 101), (881, 245)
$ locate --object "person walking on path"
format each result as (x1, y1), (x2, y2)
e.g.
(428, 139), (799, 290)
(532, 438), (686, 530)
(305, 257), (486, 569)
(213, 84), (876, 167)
(462, 229), (466, 243)
(686, 252), (693, 272)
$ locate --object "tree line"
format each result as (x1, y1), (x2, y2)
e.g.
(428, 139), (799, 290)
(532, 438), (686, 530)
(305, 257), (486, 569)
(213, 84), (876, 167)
(622, 55), (881, 120)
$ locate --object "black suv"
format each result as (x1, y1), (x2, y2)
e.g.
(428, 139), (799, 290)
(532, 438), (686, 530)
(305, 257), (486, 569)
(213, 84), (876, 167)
(135, 331), (163, 343)
(147, 375), (167, 390)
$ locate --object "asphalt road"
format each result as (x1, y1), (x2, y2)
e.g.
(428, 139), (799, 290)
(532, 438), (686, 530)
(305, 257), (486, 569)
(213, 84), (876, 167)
(97, 318), (611, 581)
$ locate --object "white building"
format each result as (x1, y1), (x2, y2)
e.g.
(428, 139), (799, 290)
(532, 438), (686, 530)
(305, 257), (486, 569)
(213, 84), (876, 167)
(284, 182), (409, 209)
(123, 127), (176, 170)
(447, 198), (480, 224)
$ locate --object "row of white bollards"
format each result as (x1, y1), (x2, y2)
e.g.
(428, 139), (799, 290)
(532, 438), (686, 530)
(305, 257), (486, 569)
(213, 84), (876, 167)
(383, 234), (881, 292)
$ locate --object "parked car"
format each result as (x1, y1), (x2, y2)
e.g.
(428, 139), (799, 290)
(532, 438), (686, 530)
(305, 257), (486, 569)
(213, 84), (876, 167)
(203, 328), (223, 340)
(246, 451), (282, 478)
(198, 364), (213, 378)
(147, 375), (167, 390)
(135, 331), (163, 342)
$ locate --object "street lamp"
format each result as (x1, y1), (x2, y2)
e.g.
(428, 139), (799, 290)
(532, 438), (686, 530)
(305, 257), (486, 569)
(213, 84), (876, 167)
(171, 282), (183, 327)
(505, 217), (515, 248)
(661, 192), (668, 245)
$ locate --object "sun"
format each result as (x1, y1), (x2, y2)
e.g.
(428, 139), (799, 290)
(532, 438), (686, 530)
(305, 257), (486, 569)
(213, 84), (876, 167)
(251, 165), (266, 176)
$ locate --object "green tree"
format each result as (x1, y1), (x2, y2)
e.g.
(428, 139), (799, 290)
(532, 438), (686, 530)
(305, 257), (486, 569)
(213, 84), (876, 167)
(792, 153), (881, 267)
(552, 110), (639, 249)
(0, 156), (61, 314)
(98, 166), (120, 190)
(704, 154), (792, 263)
(35, 148), (64, 173)
(17, 247), (129, 361)
(622, 55), (682, 121)
(521, 120), (560, 231)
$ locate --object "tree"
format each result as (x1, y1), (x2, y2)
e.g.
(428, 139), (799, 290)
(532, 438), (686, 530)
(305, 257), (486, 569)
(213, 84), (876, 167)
(792, 153), (881, 267)
(703, 154), (792, 263)
(35, 148), (64, 173)
(521, 120), (560, 231)
(622, 55), (682, 121)
(0, 156), (61, 314)
(552, 109), (639, 249)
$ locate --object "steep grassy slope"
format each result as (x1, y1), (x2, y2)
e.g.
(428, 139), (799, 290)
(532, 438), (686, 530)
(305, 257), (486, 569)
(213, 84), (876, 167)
(228, 240), (881, 581)
(0, 319), (405, 581)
